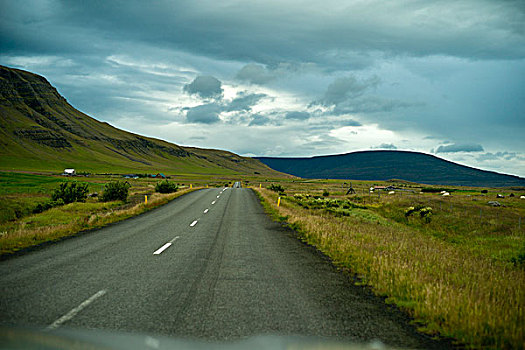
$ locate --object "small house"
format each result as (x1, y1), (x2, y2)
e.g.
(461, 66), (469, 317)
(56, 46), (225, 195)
(149, 173), (166, 179)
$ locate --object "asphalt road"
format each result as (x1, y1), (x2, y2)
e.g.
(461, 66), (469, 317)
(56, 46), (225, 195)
(0, 187), (451, 348)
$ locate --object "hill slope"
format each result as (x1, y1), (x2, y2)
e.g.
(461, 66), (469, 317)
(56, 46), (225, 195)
(0, 65), (281, 176)
(257, 151), (525, 187)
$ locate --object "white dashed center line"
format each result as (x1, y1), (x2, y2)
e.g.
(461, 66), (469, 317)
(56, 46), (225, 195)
(153, 243), (172, 255)
(204, 209), (209, 214)
(47, 290), (107, 330)
(190, 220), (198, 227)
(153, 236), (180, 255)
(211, 201), (216, 205)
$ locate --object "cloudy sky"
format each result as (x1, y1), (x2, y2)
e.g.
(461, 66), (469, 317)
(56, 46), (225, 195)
(1, 0), (524, 176)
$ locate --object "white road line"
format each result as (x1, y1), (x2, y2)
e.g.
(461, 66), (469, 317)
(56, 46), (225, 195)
(153, 236), (179, 255)
(190, 220), (198, 227)
(211, 201), (216, 205)
(153, 242), (172, 255)
(217, 195), (220, 198)
(204, 209), (209, 214)
(47, 290), (107, 330)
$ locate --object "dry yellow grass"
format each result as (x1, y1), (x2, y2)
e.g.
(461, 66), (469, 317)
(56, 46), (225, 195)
(255, 188), (524, 349)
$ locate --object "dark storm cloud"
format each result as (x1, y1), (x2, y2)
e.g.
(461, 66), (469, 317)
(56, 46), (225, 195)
(183, 92), (268, 124)
(185, 103), (221, 124)
(312, 75), (415, 115)
(285, 111), (310, 120)
(477, 152), (520, 161)
(372, 143), (397, 150)
(333, 97), (417, 115)
(183, 76), (223, 99)
(338, 119), (362, 127)
(436, 144), (484, 153)
(235, 64), (275, 85)
(2, 1), (523, 68)
(319, 76), (380, 106)
(225, 93), (267, 112)
(248, 114), (272, 126)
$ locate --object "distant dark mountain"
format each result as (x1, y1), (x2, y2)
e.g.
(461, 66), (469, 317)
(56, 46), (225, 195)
(0, 65), (283, 176)
(256, 151), (525, 187)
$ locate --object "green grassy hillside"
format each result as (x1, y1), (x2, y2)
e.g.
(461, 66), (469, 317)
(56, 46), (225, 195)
(0, 65), (282, 176)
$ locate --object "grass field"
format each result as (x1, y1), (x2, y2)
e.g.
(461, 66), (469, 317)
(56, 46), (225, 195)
(2, 172), (524, 348)
(253, 179), (524, 349)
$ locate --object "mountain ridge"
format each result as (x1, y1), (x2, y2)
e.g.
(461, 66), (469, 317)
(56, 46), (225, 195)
(256, 150), (525, 187)
(0, 65), (283, 176)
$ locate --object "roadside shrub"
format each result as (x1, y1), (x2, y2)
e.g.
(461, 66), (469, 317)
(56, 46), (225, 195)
(155, 180), (178, 194)
(51, 182), (89, 204)
(268, 184), (284, 193)
(32, 199), (65, 214)
(100, 181), (131, 202)
(405, 205), (433, 223)
(322, 189), (330, 197)
(292, 195), (367, 212)
(510, 244), (525, 268)
(510, 252), (525, 268)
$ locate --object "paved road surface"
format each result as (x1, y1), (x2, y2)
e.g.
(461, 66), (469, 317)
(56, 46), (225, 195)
(0, 187), (450, 348)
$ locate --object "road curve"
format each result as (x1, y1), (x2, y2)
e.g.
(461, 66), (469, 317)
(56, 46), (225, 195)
(0, 187), (451, 348)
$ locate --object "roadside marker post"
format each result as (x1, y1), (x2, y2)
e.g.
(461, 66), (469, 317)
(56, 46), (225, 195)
(260, 184), (262, 188)
(277, 197), (281, 207)
(145, 195), (148, 204)
(190, 184), (192, 189)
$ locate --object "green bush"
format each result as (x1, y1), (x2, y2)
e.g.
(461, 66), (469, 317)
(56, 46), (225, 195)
(510, 243), (525, 268)
(405, 205), (433, 223)
(33, 199), (65, 214)
(51, 182), (89, 204)
(322, 189), (330, 197)
(155, 180), (178, 194)
(100, 181), (131, 202)
(268, 184), (284, 193)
